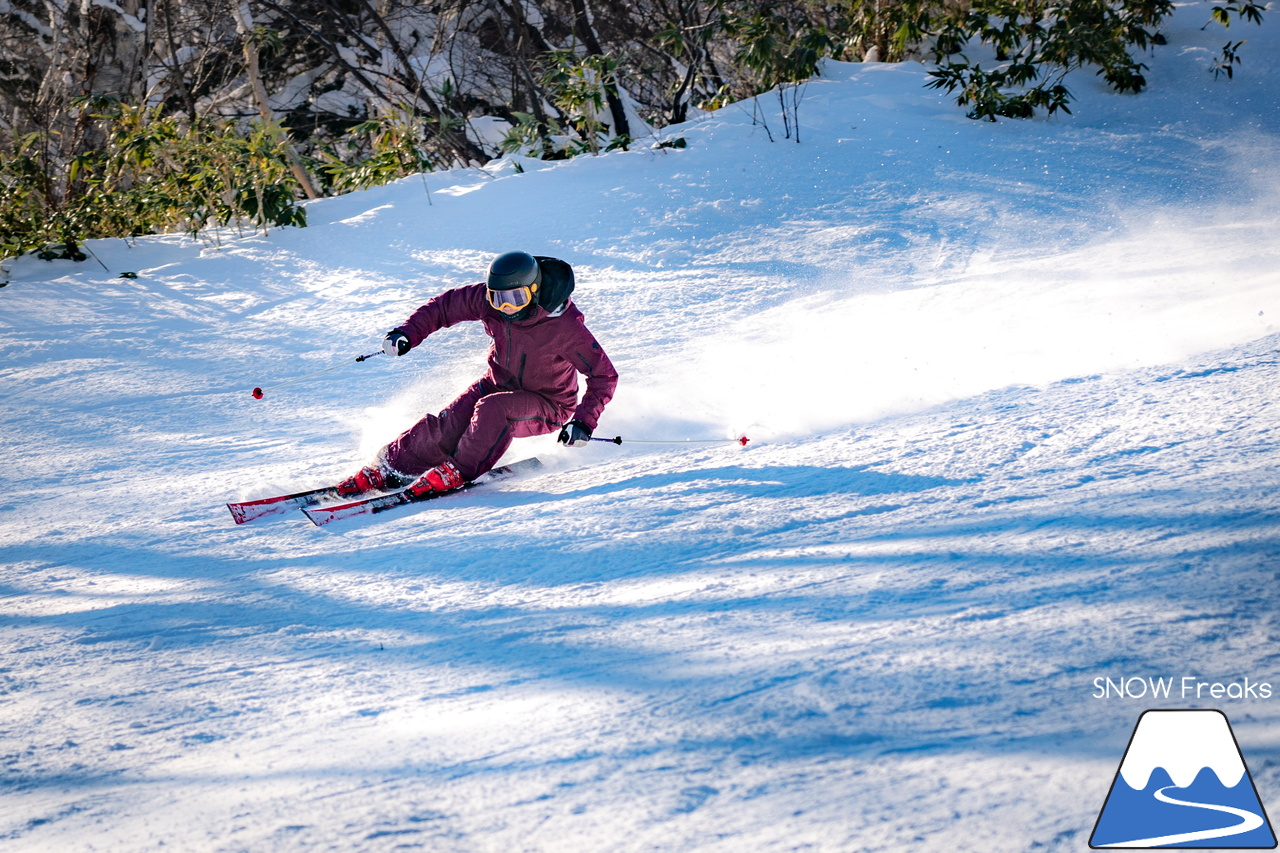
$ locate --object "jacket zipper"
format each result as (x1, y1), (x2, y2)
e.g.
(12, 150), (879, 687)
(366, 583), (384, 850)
(504, 317), (514, 388)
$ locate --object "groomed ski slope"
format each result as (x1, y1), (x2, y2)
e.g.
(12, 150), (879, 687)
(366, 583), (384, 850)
(2, 6), (1279, 850)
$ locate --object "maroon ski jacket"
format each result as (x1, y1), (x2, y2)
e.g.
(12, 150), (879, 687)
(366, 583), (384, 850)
(394, 283), (618, 430)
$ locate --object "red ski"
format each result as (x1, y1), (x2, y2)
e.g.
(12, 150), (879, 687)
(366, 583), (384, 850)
(302, 457), (542, 527)
(227, 485), (346, 524)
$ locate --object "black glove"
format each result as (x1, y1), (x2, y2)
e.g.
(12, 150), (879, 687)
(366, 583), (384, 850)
(557, 420), (592, 447)
(382, 331), (410, 357)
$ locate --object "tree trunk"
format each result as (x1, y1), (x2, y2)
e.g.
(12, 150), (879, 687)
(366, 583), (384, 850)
(349, 0), (490, 166)
(232, 2), (321, 200)
(569, 0), (632, 143)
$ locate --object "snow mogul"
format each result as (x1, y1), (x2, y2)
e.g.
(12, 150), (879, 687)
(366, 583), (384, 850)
(336, 251), (618, 499)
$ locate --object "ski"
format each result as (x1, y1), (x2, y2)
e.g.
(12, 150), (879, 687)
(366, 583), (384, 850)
(227, 484), (347, 524)
(301, 457), (543, 527)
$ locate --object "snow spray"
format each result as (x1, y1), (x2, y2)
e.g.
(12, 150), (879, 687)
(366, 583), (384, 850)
(251, 350), (384, 399)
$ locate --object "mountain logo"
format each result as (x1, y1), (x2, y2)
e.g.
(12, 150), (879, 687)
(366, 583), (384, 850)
(1091, 709), (1277, 849)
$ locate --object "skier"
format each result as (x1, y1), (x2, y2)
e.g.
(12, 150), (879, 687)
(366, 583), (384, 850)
(336, 251), (618, 499)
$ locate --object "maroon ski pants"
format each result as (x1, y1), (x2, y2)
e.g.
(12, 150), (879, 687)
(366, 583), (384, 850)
(381, 380), (568, 481)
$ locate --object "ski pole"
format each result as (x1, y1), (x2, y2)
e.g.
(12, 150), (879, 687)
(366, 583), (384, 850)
(251, 350), (384, 399)
(588, 435), (750, 446)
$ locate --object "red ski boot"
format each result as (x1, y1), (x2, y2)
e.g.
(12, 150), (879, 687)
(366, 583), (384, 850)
(405, 460), (466, 499)
(336, 464), (407, 497)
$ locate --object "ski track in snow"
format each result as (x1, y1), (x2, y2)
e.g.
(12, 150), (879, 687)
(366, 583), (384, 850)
(1111, 785), (1265, 847)
(2, 6), (1280, 851)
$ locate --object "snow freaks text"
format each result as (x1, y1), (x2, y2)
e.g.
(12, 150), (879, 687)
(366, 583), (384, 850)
(1092, 676), (1274, 701)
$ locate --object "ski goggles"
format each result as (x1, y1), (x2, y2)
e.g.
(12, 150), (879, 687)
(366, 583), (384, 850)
(487, 284), (536, 315)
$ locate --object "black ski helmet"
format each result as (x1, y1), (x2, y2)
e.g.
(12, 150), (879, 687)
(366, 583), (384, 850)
(487, 251), (542, 292)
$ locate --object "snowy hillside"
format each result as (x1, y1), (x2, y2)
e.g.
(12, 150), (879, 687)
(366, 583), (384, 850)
(2, 5), (1279, 851)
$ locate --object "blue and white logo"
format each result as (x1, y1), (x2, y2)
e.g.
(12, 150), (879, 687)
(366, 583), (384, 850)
(1091, 710), (1277, 848)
